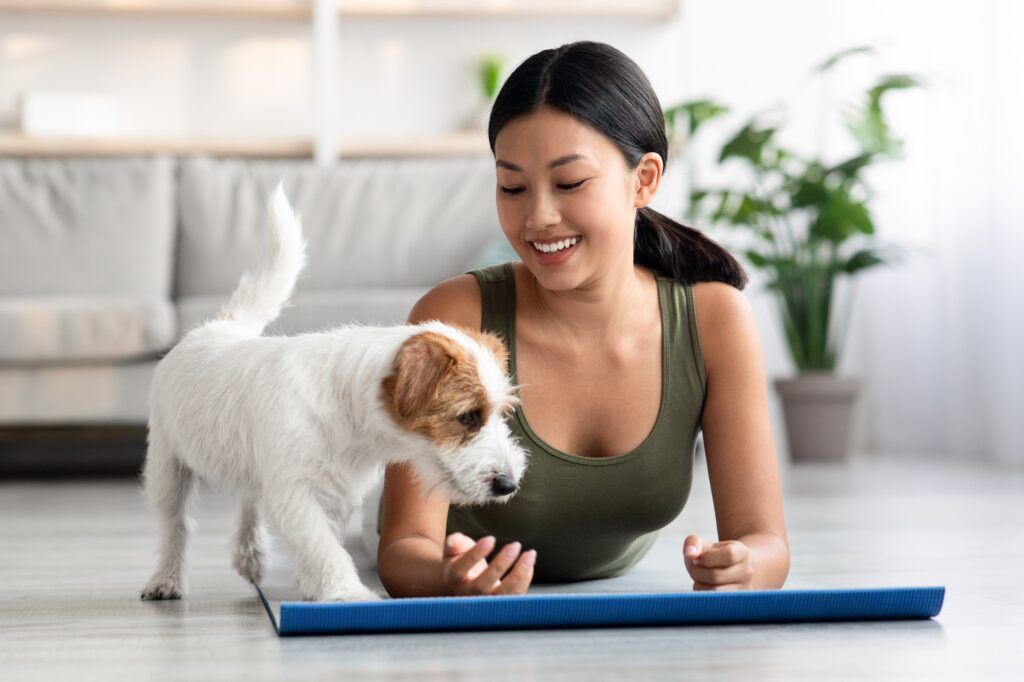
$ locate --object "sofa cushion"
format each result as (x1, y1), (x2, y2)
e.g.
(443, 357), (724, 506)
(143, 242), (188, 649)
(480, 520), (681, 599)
(0, 295), (176, 363)
(176, 288), (427, 338)
(0, 361), (154, 425)
(175, 156), (499, 297)
(0, 156), (176, 297)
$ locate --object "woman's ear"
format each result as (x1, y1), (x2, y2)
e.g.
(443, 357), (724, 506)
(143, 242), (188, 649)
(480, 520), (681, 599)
(633, 152), (664, 209)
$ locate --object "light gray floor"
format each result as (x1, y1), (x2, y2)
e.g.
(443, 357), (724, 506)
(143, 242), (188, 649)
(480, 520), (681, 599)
(2, 453), (1023, 681)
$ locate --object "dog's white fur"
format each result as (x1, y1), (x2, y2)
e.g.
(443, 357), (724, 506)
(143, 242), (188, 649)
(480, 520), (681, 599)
(140, 184), (527, 602)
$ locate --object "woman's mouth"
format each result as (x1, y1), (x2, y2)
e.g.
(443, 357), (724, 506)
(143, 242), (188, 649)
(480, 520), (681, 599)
(529, 236), (581, 265)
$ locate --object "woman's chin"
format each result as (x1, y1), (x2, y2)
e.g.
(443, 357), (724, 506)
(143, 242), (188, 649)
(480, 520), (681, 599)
(527, 267), (583, 292)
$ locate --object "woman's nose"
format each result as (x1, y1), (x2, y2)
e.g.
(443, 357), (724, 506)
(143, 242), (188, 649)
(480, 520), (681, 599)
(525, 192), (560, 231)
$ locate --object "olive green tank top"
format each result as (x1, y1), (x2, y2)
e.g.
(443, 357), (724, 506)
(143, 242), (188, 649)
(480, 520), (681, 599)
(443, 261), (708, 583)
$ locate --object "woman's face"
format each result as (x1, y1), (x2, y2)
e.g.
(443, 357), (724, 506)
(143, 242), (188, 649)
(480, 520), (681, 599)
(493, 106), (651, 291)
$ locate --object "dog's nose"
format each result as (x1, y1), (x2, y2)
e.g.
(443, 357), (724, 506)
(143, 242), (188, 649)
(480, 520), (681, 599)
(490, 475), (518, 496)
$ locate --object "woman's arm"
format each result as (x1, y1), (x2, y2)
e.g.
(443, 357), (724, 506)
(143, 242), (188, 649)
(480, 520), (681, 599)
(376, 275), (535, 597)
(685, 282), (790, 590)
(377, 461), (453, 597)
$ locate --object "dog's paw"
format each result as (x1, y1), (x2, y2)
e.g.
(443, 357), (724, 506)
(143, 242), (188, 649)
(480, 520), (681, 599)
(141, 576), (185, 601)
(233, 545), (266, 585)
(315, 585), (384, 602)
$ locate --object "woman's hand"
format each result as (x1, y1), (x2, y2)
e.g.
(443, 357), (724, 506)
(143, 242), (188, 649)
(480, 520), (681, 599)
(683, 534), (755, 591)
(441, 532), (536, 596)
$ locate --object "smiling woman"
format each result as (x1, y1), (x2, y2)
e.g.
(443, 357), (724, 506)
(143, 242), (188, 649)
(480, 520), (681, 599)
(375, 41), (789, 597)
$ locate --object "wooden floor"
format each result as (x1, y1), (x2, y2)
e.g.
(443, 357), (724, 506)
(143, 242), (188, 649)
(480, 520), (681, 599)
(2, 452), (1023, 681)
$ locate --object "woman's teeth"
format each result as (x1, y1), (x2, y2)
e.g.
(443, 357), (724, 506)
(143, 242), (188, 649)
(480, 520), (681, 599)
(531, 237), (580, 253)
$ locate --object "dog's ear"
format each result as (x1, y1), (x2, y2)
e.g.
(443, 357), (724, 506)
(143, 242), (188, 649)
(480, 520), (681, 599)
(476, 331), (509, 375)
(383, 332), (455, 419)
(446, 324), (509, 375)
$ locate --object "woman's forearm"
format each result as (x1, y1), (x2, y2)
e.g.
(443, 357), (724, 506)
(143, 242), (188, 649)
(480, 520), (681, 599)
(377, 536), (452, 598)
(738, 531), (790, 589)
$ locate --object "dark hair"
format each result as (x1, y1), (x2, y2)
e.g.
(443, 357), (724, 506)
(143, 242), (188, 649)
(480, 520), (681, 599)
(488, 41), (748, 291)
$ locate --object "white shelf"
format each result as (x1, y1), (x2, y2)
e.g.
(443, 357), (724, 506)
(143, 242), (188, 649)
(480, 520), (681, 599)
(0, 1), (311, 19)
(339, 1), (679, 19)
(0, 1), (678, 159)
(0, 0), (679, 19)
(0, 131), (490, 158)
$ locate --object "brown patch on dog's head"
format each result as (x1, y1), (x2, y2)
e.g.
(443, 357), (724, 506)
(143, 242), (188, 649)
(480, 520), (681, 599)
(473, 329), (509, 374)
(381, 330), (498, 449)
(448, 326), (518, 416)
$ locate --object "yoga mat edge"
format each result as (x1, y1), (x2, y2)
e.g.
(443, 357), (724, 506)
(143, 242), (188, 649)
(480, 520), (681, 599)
(256, 586), (945, 637)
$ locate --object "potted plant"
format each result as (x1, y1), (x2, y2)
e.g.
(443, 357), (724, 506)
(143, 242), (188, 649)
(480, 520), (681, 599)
(665, 47), (922, 462)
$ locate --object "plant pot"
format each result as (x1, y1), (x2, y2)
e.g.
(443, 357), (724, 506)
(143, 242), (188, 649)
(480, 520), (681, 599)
(773, 373), (861, 462)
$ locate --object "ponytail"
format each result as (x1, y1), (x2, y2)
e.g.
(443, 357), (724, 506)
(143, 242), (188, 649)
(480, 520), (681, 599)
(635, 207), (748, 290)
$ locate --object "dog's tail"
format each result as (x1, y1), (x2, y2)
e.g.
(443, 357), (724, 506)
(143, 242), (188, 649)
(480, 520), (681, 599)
(217, 182), (308, 336)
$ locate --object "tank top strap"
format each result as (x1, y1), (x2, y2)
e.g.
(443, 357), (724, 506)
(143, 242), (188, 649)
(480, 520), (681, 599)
(654, 270), (708, 399)
(465, 261), (516, 346)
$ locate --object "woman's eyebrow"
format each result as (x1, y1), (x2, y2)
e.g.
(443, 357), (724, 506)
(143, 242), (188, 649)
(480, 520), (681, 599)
(495, 154), (589, 172)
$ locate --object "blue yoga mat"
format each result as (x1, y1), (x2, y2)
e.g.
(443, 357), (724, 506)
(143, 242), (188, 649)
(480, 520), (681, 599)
(256, 585), (945, 636)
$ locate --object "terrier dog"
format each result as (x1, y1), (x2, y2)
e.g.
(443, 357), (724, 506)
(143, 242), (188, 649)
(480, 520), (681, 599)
(140, 184), (527, 602)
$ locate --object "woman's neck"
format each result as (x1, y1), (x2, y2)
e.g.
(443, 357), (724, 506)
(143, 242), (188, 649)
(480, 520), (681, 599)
(520, 257), (656, 343)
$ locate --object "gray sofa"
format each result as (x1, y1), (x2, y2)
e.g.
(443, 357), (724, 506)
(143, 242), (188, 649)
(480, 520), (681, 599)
(0, 155), (511, 427)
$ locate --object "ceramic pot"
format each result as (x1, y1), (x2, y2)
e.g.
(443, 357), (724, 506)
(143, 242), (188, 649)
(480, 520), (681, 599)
(773, 373), (861, 462)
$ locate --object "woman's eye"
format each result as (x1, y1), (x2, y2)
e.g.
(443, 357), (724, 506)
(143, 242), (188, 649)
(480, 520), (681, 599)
(500, 180), (585, 196)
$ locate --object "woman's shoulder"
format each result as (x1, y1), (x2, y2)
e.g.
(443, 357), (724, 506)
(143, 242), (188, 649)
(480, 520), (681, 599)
(407, 272), (482, 331)
(691, 281), (759, 379)
(691, 280), (751, 318)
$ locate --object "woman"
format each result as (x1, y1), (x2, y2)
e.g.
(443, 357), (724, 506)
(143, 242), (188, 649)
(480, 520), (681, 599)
(372, 41), (789, 596)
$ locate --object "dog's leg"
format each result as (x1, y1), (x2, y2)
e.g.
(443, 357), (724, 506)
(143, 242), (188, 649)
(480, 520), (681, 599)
(140, 432), (195, 600)
(232, 495), (267, 585)
(262, 485), (381, 602)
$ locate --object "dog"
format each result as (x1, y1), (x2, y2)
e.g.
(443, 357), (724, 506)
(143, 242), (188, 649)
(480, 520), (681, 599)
(140, 184), (528, 602)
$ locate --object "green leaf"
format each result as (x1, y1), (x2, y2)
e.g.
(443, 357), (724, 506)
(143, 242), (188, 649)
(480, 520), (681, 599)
(733, 195), (758, 224)
(719, 120), (776, 166)
(838, 249), (887, 274)
(688, 99), (730, 136)
(789, 168), (829, 209)
(815, 46), (874, 74)
(845, 74), (921, 158)
(810, 186), (875, 243)
(664, 99), (730, 139)
(744, 250), (771, 268)
(827, 153), (875, 180)
(710, 191), (734, 223)
(868, 74), (924, 107)
(845, 102), (891, 155)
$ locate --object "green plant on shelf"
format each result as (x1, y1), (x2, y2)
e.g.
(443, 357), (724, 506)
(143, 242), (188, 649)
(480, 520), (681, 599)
(478, 54), (505, 101)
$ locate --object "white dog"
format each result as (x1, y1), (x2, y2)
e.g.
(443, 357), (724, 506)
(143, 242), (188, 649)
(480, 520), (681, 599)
(140, 184), (528, 602)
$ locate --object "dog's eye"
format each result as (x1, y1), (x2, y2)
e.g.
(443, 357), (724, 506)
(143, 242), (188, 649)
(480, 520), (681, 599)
(457, 410), (482, 429)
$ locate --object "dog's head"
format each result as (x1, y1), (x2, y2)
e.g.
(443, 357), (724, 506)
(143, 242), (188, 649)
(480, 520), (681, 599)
(380, 321), (528, 506)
